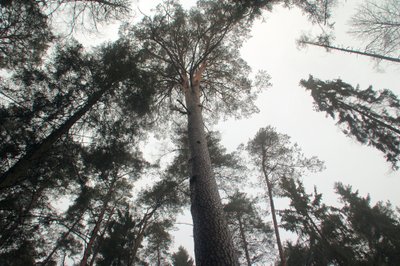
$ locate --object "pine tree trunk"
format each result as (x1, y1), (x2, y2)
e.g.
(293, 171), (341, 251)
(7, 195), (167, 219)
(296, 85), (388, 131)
(130, 220), (149, 266)
(238, 216), (251, 266)
(89, 204), (117, 266)
(301, 40), (400, 63)
(156, 243), (161, 266)
(0, 182), (46, 248)
(339, 101), (400, 135)
(0, 87), (108, 189)
(130, 205), (160, 265)
(80, 207), (107, 266)
(80, 180), (115, 266)
(40, 212), (84, 265)
(261, 155), (286, 266)
(184, 75), (238, 265)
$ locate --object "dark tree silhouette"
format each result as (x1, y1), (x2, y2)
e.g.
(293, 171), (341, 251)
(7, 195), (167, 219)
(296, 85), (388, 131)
(0, 0), (339, 264)
(300, 75), (400, 169)
(280, 178), (400, 265)
(0, 0), (131, 69)
(0, 40), (154, 188)
(172, 246), (195, 266)
(142, 219), (173, 266)
(224, 191), (274, 265)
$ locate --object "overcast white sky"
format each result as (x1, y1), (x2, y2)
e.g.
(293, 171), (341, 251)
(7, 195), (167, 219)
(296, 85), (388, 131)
(76, 0), (400, 261)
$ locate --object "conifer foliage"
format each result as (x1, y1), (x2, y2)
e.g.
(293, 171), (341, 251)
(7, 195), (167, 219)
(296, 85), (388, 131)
(301, 75), (400, 169)
(1, 0), (398, 265)
(281, 178), (400, 265)
(0, 0), (131, 69)
(125, 1), (274, 264)
(224, 192), (274, 265)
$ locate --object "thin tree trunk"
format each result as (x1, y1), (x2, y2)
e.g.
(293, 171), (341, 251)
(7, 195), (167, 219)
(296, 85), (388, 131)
(62, 252), (67, 266)
(238, 216), (251, 266)
(41, 212), (84, 265)
(184, 69), (239, 265)
(130, 219), (148, 266)
(303, 211), (348, 266)
(0, 182), (47, 248)
(0, 87), (109, 189)
(130, 204), (161, 266)
(80, 180), (115, 266)
(301, 40), (400, 63)
(80, 205), (108, 266)
(89, 204), (117, 266)
(339, 100), (400, 135)
(261, 155), (286, 266)
(156, 243), (161, 266)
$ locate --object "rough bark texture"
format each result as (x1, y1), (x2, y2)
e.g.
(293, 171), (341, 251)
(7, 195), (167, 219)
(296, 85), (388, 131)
(184, 71), (239, 265)
(262, 154), (286, 266)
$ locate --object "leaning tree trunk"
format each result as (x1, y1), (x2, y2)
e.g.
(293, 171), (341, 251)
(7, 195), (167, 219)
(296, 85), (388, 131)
(0, 86), (109, 189)
(80, 205), (108, 266)
(130, 210), (155, 265)
(183, 69), (239, 265)
(300, 40), (400, 63)
(89, 204), (117, 266)
(156, 243), (161, 266)
(262, 154), (286, 266)
(265, 176), (286, 266)
(41, 211), (85, 266)
(80, 179), (115, 266)
(0, 181), (46, 248)
(238, 215), (252, 266)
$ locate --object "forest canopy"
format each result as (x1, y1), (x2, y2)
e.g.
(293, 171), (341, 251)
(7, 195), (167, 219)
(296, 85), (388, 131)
(0, 0), (399, 265)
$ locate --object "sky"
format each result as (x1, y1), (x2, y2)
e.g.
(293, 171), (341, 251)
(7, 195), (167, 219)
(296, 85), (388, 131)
(75, 0), (400, 261)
